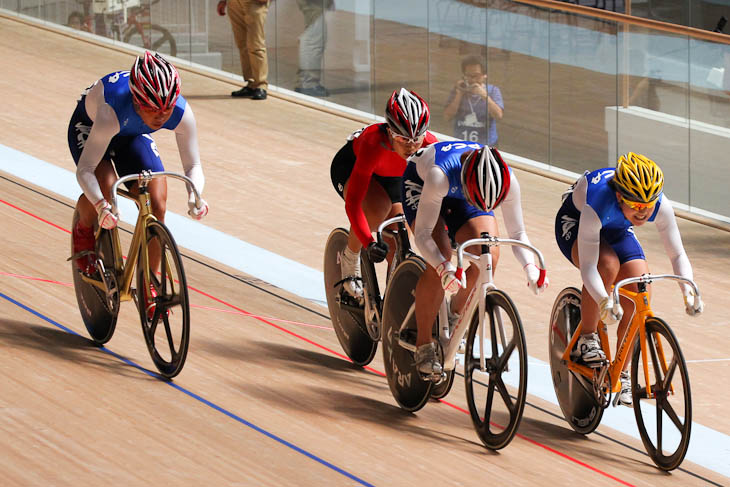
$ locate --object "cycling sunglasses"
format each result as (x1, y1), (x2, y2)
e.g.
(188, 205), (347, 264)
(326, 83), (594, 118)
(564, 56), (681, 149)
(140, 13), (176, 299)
(388, 128), (425, 145)
(620, 195), (656, 211)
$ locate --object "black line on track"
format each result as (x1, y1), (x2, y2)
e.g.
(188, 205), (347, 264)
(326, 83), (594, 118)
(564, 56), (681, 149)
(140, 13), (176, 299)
(3, 172), (723, 485)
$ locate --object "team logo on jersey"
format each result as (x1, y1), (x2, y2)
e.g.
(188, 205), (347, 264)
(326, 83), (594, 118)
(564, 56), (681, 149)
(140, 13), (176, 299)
(561, 215), (577, 240)
(403, 179), (423, 211)
(337, 183), (344, 193)
(74, 122), (91, 150)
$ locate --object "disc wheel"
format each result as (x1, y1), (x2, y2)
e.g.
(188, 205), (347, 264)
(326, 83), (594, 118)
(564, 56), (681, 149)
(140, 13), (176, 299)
(549, 287), (604, 434)
(464, 289), (527, 450)
(136, 220), (190, 379)
(323, 228), (376, 366)
(70, 209), (119, 344)
(381, 256), (432, 412)
(631, 316), (691, 471)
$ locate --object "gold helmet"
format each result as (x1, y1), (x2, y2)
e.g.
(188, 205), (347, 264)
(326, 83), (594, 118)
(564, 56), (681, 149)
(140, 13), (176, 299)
(613, 152), (663, 203)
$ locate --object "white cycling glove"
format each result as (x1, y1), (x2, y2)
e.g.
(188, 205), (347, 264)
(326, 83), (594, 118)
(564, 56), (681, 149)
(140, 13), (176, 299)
(598, 296), (622, 326)
(436, 260), (465, 294)
(684, 293), (704, 316)
(188, 198), (209, 220)
(95, 199), (118, 230)
(524, 263), (549, 295)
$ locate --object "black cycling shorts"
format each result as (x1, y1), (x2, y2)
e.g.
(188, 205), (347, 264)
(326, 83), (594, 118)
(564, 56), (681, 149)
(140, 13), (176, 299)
(330, 140), (402, 204)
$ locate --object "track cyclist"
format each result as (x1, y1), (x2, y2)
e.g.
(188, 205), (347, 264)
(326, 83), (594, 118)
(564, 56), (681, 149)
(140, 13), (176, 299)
(68, 51), (209, 313)
(555, 152), (703, 406)
(330, 88), (438, 303)
(402, 142), (548, 379)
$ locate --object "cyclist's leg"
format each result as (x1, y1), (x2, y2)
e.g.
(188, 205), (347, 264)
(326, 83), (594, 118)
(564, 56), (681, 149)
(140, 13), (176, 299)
(413, 220), (451, 347)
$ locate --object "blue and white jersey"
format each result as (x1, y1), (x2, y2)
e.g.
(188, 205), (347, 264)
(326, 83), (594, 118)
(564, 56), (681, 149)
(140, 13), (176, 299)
(98, 71), (187, 136)
(411, 141), (482, 200)
(582, 168), (662, 232)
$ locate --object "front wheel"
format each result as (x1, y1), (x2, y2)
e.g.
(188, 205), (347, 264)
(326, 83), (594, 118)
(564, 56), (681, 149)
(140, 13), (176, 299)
(136, 220), (190, 379)
(323, 228), (376, 366)
(123, 24), (177, 57)
(632, 316), (691, 471)
(549, 287), (604, 434)
(381, 256), (432, 412)
(464, 289), (527, 450)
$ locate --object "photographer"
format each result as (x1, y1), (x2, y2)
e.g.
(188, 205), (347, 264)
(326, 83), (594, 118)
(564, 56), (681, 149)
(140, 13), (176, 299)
(444, 55), (504, 147)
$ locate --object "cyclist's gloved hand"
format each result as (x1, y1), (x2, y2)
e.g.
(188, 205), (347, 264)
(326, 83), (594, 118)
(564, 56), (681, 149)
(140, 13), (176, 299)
(684, 293), (704, 316)
(188, 198), (209, 220)
(524, 263), (548, 295)
(598, 296), (622, 325)
(95, 199), (118, 230)
(366, 240), (389, 263)
(436, 260), (465, 294)
(216, 0), (226, 16)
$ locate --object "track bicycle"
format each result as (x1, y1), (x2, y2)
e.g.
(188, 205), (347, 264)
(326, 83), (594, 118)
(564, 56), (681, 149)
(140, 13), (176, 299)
(381, 233), (546, 450)
(549, 274), (702, 470)
(323, 215), (413, 366)
(70, 170), (202, 378)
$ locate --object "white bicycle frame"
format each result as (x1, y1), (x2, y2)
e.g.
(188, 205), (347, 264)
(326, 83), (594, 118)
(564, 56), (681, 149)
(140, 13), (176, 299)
(396, 236), (546, 373)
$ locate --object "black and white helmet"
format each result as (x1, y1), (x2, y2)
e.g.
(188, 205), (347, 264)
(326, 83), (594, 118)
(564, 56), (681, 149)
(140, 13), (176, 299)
(384, 88), (430, 140)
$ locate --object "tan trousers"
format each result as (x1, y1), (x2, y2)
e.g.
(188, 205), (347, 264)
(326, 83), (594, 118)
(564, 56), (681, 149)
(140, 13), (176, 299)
(228, 0), (269, 90)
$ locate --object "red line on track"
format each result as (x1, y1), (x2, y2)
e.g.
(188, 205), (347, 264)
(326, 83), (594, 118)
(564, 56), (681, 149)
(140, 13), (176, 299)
(2, 198), (634, 486)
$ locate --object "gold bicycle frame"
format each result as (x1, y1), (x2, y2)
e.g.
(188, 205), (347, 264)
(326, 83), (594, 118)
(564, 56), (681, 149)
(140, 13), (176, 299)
(560, 287), (669, 398)
(78, 185), (156, 303)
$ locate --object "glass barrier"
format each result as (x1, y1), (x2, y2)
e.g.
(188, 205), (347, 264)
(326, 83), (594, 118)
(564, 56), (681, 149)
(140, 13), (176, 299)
(2, 0), (729, 220)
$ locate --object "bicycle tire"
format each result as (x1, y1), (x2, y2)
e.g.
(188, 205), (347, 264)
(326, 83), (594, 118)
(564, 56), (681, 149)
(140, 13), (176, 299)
(123, 24), (177, 57)
(70, 209), (119, 344)
(136, 220), (190, 379)
(548, 287), (604, 435)
(631, 316), (692, 471)
(381, 256), (432, 412)
(323, 228), (376, 366)
(464, 289), (527, 450)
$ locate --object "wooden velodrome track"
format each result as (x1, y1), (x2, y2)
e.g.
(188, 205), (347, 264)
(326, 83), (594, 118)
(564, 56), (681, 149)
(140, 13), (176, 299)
(1, 14), (729, 486)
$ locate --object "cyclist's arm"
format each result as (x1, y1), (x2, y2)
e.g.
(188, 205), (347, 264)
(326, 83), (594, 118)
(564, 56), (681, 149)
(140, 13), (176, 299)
(413, 165), (450, 268)
(76, 84), (119, 204)
(499, 173), (535, 268)
(173, 104), (205, 201)
(654, 197), (694, 295)
(344, 158), (377, 247)
(577, 205), (609, 303)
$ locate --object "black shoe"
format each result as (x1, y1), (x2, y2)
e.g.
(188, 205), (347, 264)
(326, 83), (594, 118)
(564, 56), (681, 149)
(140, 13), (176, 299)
(231, 86), (254, 97)
(251, 88), (267, 100)
(295, 85), (329, 97)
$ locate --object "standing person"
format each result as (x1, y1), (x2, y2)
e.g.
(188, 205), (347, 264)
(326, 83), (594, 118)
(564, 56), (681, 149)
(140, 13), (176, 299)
(330, 88), (437, 302)
(554, 153), (703, 406)
(217, 0), (270, 100)
(68, 51), (208, 313)
(294, 0), (332, 97)
(443, 55), (504, 147)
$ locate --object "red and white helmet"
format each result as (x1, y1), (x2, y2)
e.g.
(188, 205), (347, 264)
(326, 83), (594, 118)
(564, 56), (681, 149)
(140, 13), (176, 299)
(461, 146), (511, 211)
(129, 51), (181, 111)
(385, 88), (430, 140)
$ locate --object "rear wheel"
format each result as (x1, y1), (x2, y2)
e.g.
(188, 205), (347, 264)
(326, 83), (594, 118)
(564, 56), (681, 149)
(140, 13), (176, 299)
(323, 228), (376, 366)
(136, 220), (190, 379)
(464, 289), (527, 450)
(549, 287), (604, 434)
(632, 316), (691, 471)
(70, 209), (119, 344)
(381, 256), (432, 412)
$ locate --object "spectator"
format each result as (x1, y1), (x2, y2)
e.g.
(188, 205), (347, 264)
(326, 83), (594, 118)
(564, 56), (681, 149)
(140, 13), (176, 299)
(444, 55), (504, 146)
(67, 11), (85, 31)
(294, 0), (333, 97)
(217, 0), (270, 100)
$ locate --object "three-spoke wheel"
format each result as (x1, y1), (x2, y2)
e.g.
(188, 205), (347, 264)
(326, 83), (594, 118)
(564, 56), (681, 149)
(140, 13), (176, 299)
(632, 316), (692, 471)
(136, 220), (190, 379)
(464, 289), (527, 450)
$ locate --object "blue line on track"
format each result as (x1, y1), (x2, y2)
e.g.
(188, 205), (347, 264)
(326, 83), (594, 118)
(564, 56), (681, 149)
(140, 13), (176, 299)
(0, 291), (375, 487)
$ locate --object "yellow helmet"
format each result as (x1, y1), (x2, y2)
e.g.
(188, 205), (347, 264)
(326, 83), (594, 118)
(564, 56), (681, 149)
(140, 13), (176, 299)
(613, 152), (664, 203)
